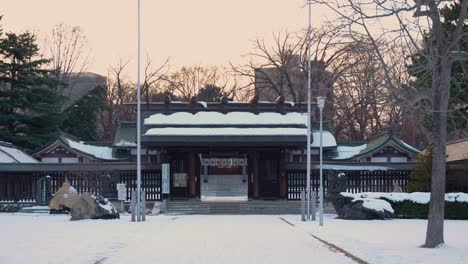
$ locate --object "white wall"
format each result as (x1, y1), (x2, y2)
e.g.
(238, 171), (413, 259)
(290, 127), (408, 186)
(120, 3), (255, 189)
(370, 157), (387, 163)
(41, 157), (59, 163)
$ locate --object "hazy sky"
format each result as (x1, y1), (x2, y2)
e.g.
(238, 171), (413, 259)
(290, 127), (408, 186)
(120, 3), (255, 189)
(1, 0), (330, 79)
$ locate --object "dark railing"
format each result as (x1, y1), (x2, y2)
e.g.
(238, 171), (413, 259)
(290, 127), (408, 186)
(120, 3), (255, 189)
(0, 173), (40, 203)
(0, 170), (162, 203)
(286, 170), (411, 200)
(119, 170), (162, 201)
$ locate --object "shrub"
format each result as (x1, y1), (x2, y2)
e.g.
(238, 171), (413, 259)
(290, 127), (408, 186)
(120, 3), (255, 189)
(0, 205), (21, 213)
(380, 198), (468, 219)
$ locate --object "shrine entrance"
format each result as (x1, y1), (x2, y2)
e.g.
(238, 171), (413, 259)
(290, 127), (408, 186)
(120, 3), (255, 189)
(199, 155), (248, 201)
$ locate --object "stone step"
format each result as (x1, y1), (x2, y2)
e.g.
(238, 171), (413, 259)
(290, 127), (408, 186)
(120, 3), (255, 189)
(18, 206), (50, 214)
(165, 201), (305, 215)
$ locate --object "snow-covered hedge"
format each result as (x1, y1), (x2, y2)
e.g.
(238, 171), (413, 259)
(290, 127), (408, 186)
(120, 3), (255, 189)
(341, 192), (468, 204)
(341, 192), (468, 219)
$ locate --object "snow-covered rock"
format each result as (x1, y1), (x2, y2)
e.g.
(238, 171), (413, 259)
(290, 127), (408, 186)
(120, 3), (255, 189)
(49, 180), (119, 220)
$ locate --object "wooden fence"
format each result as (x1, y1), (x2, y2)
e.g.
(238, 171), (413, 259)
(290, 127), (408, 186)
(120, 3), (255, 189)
(119, 170), (162, 201)
(286, 170), (411, 200)
(0, 170), (162, 203)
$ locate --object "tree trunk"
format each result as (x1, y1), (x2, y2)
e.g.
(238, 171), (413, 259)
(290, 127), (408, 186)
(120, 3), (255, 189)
(424, 58), (451, 248)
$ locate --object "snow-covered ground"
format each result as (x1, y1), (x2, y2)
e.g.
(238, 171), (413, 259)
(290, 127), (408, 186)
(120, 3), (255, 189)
(1, 214), (467, 264)
(285, 215), (468, 264)
(0, 214), (352, 264)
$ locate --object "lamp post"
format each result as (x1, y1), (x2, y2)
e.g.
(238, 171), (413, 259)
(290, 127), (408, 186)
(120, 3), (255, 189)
(306, 0), (312, 220)
(317, 96), (325, 226)
(135, 0), (143, 222)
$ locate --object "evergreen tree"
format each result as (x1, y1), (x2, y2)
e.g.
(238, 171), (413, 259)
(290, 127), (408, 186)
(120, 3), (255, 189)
(408, 146), (456, 192)
(0, 29), (62, 150)
(197, 84), (224, 102)
(61, 85), (106, 141)
(62, 86), (106, 141)
(408, 0), (468, 137)
(408, 147), (433, 192)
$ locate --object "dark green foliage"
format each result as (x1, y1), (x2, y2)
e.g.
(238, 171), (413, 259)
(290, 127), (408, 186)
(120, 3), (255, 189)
(61, 85), (106, 141)
(407, 0), (468, 136)
(408, 146), (457, 192)
(197, 84), (224, 102)
(0, 27), (62, 150)
(381, 198), (468, 220)
(408, 147), (433, 192)
(0, 204), (21, 213)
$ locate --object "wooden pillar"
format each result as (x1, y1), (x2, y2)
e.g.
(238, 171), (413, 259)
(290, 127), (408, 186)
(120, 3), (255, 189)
(188, 152), (196, 197)
(279, 149), (287, 198)
(253, 152), (260, 198)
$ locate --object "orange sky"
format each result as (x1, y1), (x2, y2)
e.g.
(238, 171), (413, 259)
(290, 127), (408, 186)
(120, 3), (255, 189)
(1, 0), (330, 79)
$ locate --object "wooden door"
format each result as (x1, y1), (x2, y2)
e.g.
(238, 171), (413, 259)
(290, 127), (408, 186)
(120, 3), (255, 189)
(260, 155), (280, 198)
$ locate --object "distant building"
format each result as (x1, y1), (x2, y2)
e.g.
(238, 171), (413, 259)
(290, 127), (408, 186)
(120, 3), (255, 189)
(445, 138), (468, 192)
(60, 72), (107, 109)
(254, 55), (333, 121)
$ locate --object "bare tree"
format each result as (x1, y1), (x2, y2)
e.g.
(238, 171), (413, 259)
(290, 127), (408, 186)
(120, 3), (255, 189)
(141, 54), (169, 107)
(156, 65), (239, 101)
(313, 0), (468, 248)
(231, 24), (358, 120)
(97, 56), (169, 140)
(332, 37), (418, 142)
(43, 23), (92, 99)
(98, 59), (135, 141)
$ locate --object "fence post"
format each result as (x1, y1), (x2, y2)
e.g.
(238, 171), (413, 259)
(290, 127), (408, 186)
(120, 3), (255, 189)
(311, 191), (317, 221)
(301, 190), (306, 221)
(131, 189), (136, 222)
(141, 190), (146, 222)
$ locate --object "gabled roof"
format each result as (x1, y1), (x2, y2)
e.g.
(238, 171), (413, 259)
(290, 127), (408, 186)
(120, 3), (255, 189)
(0, 141), (38, 163)
(34, 133), (119, 161)
(333, 131), (420, 160)
(446, 138), (468, 162)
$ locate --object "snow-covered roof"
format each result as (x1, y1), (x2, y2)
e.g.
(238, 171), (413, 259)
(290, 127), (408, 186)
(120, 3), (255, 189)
(144, 112), (307, 126)
(64, 137), (116, 160)
(145, 127), (307, 136)
(311, 131), (337, 148)
(114, 140), (137, 147)
(313, 164), (390, 171)
(445, 138), (468, 162)
(331, 132), (420, 161)
(0, 143), (38, 163)
(334, 144), (367, 160)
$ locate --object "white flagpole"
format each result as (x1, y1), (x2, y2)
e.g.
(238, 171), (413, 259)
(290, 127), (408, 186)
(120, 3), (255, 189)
(306, 0), (312, 220)
(136, 0), (142, 222)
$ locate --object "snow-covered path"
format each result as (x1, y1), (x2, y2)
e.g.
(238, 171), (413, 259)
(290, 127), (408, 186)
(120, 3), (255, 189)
(0, 214), (352, 264)
(285, 215), (468, 264)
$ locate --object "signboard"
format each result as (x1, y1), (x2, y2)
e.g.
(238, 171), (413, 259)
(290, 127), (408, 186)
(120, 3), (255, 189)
(201, 158), (247, 168)
(162, 163), (170, 194)
(173, 173), (187, 187)
(116, 183), (127, 201)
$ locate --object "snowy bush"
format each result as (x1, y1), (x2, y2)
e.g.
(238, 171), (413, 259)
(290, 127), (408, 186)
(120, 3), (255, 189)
(341, 192), (468, 219)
